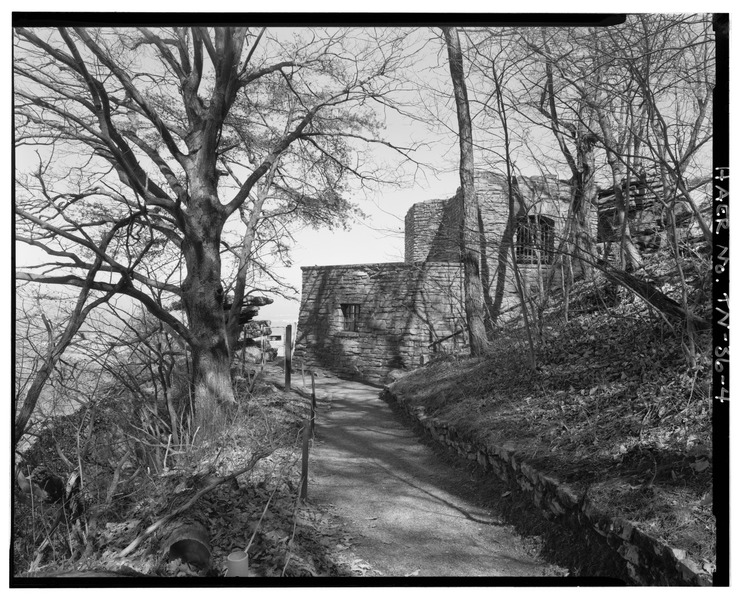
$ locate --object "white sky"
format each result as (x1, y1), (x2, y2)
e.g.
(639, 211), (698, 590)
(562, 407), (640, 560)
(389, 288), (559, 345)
(260, 168), (462, 327)
(7, 9), (728, 334)
(9, 22), (466, 330)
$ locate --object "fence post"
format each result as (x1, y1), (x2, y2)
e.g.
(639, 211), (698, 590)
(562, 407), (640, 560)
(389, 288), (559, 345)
(260, 327), (265, 372)
(284, 324), (292, 390)
(310, 372), (316, 438)
(241, 329), (247, 375)
(300, 418), (310, 501)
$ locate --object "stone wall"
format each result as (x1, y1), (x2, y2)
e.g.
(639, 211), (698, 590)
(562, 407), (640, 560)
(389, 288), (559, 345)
(402, 173), (573, 321)
(426, 192), (462, 262)
(404, 173), (573, 269)
(404, 199), (449, 263)
(295, 262), (465, 384)
(297, 171), (592, 383)
(385, 386), (713, 586)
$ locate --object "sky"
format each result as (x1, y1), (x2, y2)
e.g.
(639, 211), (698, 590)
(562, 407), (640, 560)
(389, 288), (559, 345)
(9, 23), (465, 333)
(8, 13), (727, 333)
(253, 26), (460, 328)
(259, 168), (462, 327)
(8, 13), (727, 332)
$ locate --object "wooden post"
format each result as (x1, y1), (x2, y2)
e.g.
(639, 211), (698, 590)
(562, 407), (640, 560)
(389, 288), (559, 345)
(284, 324), (292, 390)
(300, 418), (310, 501)
(260, 330), (265, 371)
(240, 329), (246, 375)
(310, 372), (316, 438)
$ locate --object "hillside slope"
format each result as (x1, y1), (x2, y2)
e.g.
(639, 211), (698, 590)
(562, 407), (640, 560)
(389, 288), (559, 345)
(389, 290), (715, 576)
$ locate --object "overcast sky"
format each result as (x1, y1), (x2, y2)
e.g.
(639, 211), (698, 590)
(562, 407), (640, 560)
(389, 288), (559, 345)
(8, 8), (733, 334)
(261, 168), (462, 327)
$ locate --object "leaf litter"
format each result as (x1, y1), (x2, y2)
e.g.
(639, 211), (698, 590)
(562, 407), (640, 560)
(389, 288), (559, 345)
(391, 291), (715, 574)
(19, 378), (382, 578)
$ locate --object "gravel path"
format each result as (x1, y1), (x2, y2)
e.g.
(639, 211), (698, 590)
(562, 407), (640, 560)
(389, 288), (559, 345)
(283, 369), (564, 579)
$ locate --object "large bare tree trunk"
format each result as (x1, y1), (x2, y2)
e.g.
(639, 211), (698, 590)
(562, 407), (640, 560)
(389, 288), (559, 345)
(443, 26), (489, 356)
(181, 208), (235, 427)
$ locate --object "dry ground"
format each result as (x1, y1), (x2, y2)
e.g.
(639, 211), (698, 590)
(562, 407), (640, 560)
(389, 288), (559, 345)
(390, 298), (715, 575)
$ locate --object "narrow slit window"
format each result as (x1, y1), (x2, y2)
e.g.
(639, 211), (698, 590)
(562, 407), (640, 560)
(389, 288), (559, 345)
(341, 303), (361, 332)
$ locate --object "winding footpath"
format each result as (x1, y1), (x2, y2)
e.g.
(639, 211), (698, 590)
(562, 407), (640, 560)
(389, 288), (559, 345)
(265, 367), (564, 580)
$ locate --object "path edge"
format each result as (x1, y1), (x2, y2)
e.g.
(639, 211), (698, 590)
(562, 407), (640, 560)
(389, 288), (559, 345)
(382, 385), (712, 587)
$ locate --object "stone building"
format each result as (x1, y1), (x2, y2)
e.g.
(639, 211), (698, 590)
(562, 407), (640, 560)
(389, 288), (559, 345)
(294, 171), (582, 385)
(294, 168), (695, 385)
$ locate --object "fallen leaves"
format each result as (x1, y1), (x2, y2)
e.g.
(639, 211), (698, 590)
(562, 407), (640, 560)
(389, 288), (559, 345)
(690, 459), (710, 473)
(15, 375), (385, 579)
(390, 289), (715, 569)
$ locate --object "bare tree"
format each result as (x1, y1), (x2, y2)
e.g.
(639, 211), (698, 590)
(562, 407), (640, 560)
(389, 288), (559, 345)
(15, 26), (418, 430)
(442, 26), (489, 356)
(521, 27), (600, 283)
(489, 59), (537, 368)
(465, 17), (713, 333)
(14, 201), (125, 446)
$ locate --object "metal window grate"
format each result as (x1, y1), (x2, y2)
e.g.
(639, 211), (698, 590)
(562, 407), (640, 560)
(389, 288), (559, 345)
(341, 303), (360, 332)
(516, 215), (554, 264)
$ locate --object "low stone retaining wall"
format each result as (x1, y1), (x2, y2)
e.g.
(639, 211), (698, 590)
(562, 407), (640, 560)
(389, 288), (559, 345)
(383, 387), (712, 586)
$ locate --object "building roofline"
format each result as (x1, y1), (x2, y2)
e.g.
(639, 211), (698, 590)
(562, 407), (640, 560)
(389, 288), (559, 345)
(300, 261), (462, 271)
